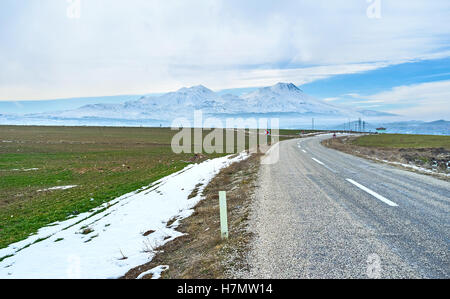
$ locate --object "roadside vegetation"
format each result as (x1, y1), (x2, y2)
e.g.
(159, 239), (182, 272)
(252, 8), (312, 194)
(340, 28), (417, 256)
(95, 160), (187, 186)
(323, 133), (450, 179)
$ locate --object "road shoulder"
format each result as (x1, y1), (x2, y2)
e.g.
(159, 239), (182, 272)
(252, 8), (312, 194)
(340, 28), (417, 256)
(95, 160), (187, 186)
(122, 153), (261, 279)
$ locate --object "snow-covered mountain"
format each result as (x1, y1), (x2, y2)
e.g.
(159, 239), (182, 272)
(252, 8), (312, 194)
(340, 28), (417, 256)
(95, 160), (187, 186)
(2, 83), (448, 134)
(22, 83), (394, 123)
(240, 83), (349, 115)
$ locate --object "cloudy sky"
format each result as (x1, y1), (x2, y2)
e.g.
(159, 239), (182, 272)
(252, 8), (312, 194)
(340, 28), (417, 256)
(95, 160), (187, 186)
(1, 0), (450, 119)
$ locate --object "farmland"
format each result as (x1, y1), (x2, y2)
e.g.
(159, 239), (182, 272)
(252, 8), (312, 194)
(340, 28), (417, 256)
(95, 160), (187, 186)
(0, 126), (227, 249)
(0, 125), (295, 249)
(352, 134), (450, 149)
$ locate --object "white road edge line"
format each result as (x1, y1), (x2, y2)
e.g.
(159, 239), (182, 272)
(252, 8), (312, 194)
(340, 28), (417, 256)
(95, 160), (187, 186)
(346, 179), (399, 207)
(311, 158), (325, 165)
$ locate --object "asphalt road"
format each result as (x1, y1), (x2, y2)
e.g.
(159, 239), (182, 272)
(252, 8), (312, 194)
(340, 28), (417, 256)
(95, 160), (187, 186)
(245, 134), (449, 279)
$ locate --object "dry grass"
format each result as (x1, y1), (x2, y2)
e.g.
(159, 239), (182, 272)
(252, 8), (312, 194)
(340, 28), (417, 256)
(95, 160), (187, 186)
(121, 153), (261, 279)
(143, 230), (155, 237)
(188, 183), (203, 199)
(166, 217), (178, 227)
(81, 227), (94, 235)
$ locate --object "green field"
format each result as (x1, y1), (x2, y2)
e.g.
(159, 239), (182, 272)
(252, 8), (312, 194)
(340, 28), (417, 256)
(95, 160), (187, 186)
(352, 134), (450, 149)
(0, 125), (296, 249)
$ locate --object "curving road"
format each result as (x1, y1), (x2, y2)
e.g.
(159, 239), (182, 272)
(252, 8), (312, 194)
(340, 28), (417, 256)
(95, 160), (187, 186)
(246, 134), (449, 279)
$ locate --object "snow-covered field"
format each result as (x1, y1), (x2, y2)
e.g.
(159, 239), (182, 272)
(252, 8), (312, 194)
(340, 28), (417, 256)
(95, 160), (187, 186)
(0, 153), (248, 279)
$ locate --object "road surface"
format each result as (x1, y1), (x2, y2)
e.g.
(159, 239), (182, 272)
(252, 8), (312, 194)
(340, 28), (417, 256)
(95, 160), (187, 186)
(245, 134), (449, 279)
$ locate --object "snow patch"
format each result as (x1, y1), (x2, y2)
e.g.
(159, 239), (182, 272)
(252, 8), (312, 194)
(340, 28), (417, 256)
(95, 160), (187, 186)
(37, 185), (78, 192)
(136, 265), (169, 279)
(2, 168), (40, 172)
(374, 158), (450, 177)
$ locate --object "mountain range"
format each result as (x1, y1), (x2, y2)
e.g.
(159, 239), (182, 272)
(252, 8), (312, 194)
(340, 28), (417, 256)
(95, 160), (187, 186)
(0, 83), (448, 135)
(14, 83), (395, 121)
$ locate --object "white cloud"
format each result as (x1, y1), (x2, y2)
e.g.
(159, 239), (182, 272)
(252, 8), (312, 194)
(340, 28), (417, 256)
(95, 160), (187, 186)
(357, 80), (450, 120)
(0, 0), (450, 100)
(193, 61), (392, 91)
(0, 60), (392, 100)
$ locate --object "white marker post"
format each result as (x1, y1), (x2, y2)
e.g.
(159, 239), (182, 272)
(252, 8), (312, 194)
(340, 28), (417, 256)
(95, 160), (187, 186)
(219, 191), (229, 239)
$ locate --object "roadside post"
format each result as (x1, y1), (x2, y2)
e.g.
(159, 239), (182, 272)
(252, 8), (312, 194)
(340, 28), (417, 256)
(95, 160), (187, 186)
(219, 191), (229, 239)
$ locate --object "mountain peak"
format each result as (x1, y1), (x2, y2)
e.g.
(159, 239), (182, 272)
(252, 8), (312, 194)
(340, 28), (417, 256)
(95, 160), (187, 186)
(271, 82), (302, 92)
(177, 85), (214, 94)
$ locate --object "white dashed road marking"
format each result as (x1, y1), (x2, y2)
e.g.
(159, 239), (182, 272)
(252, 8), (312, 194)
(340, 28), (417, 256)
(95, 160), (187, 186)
(346, 179), (399, 207)
(312, 158), (325, 165)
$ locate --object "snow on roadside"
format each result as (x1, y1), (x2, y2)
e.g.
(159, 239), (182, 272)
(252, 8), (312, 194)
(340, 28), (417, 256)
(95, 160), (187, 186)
(0, 152), (249, 279)
(373, 157), (450, 178)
